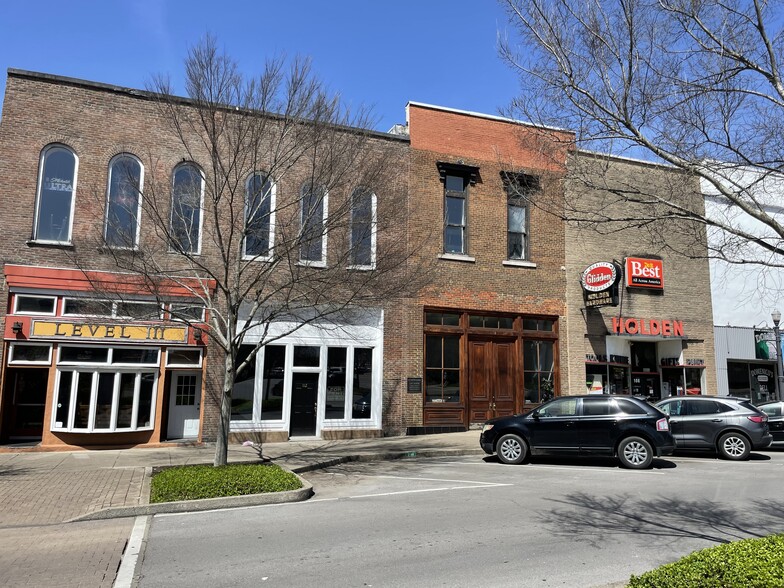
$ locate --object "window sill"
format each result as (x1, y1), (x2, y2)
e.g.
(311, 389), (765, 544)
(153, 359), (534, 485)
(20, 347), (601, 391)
(242, 255), (272, 262)
(438, 253), (476, 263)
(347, 264), (375, 271)
(297, 260), (327, 268)
(98, 245), (141, 254)
(502, 259), (537, 269)
(26, 240), (74, 250)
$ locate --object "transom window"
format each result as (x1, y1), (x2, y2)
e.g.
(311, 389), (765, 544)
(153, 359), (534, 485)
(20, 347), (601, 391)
(14, 295), (56, 315)
(34, 144), (78, 243)
(62, 298), (161, 320)
(8, 343), (52, 365)
(300, 183), (327, 264)
(105, 154), (143, 248)
(244, 172), (275, 258)
(349, 188), (376, 268)
(170, 163), (204, 254)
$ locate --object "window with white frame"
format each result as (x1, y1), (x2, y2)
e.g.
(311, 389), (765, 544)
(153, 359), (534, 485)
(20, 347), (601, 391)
(62, 298), (161, 320)
(13, 295), (56, 315)
(170, 163), (204, 254)
(105, 154), (143, 248)
(504, 173), (538, 261)
(444, 174), (468, 254)
(349, 188), (376, 268)
(166, 348), (203, 368)
(169, 303), (205, 322)
(299, 183), (327, 264)
(52, 346), (160, 432)
(8, 343), (52, 365)
(244, 172), (275, 258)
(34, 144), (78, 243)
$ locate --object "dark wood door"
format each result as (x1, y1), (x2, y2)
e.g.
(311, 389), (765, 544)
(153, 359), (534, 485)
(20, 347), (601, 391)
(468, 340), (517, 423)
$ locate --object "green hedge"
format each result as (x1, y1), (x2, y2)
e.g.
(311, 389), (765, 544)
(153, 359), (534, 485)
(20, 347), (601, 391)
(628, 534), (784, 588)
(150, 463), (302, 503)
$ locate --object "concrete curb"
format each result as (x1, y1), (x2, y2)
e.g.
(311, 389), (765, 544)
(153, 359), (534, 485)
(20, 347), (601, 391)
(71, 447), (484, 521)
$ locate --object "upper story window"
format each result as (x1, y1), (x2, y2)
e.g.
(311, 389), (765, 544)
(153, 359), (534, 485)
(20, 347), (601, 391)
(33, 144), (78, 243)
(244, 172), (275, 259)
(105, 154), (143, 249)
(14, 294), (56, 315)
(170, 163), (204, 254)
(349, 188), (376, 268)
(504, 173), (539, 261)
(299, 183), (327, 265)
(444, 174), (468, 254)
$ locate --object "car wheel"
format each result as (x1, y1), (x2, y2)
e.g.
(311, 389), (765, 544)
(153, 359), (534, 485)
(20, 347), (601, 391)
(718, 432), (750, 460)
(496, 434), (528, 465)
(617, 436), (653, 469)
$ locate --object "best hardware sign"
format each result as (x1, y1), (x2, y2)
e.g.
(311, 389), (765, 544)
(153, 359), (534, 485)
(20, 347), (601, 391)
(625, 257), (664, 290)
(580, 262), (620, 308)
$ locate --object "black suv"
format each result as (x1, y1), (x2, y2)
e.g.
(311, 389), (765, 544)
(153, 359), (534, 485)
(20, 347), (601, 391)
(480, 395), (675, 469)
(654, 396), (772, 460)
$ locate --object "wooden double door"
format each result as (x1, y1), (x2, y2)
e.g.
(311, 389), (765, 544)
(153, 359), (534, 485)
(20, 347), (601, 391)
(468, 339), (518, 423)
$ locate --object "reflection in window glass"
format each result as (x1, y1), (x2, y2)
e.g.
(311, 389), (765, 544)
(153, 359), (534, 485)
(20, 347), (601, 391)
(74, 373), (93, 429)
(116, 302), (160, 320)
(137, 374), (155, 428)
(352, 348), (373, 418)
(522, 318), (554, 332)
(170, 164), (203, 253)
(232, 345), (255, 421)
(261, 345), (285, 420)
(300, 183), (326, 262)
(95, 373), (114, 429)
(538, 397), (577, 417)
(425, 335), (460, 403)
(55, 371), (73, 428)
(425, 312), (460, 326)
(60, 347), (110, 364)
(117, 373), (136, 428)
(35, 145), (77, 242)
(524, 340), (555, 403)
(15, 296), (56, 314)
(10, 345), (51, 364)
(105, 155), (142, 248)
(112, 348), (159, 364)
(326, 347), (347, 419)
(62, 298), (113, 317)
(245, 172), (273, 257)
(294, 346), (320, 367)
(350, 188), (374, 266)
(167, 348), (202, 367)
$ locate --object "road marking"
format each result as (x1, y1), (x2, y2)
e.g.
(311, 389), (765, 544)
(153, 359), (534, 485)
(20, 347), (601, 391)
(113, 515), (148, 588)
(350, 483), (511, 499)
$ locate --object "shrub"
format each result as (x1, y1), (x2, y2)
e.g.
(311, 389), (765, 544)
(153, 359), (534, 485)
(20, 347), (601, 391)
(150, 463), (302, 503)
(628, 534), (784, 588)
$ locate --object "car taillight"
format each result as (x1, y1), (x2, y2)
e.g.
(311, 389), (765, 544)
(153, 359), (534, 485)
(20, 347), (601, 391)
(747, 415), (767, 424)
(656, 418), (669, 431)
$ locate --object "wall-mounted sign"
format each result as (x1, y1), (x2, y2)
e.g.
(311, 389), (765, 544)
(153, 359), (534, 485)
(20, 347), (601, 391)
(585, 354), (629, 364)
(31, 320), (188, 343)
(581, 261), (621, 308)
(625, 257), (664, 290)
(755, 330), (779, 360)
(407, 378), (423, 393)
(611, 317), (684, 337)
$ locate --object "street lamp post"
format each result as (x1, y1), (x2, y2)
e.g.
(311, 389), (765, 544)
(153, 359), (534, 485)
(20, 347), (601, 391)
(773, 310), (784, 402)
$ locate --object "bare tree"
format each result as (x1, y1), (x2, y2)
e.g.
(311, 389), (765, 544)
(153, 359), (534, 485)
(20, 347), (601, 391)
(499, 0), (784, 271)
(84, 36), (430, 466)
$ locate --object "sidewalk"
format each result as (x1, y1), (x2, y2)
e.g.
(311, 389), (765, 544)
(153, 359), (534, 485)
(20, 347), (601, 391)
(0, 430), (482, 525)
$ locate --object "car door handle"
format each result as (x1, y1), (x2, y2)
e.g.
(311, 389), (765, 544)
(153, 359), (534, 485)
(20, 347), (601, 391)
(711, 419), (722, 422)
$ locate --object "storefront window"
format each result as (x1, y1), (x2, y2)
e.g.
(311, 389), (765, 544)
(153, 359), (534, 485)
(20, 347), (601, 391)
(352, 348), (373, 418)
(586, 364), (606, 393)
(727, 362), (751, 397)
(325, 347), (347, 419)
(425, 335), (460, 403)
(261, 345), (285, 420)
(524, 340), (555, 403)
(231, 345), (256, 421)
(9, 344), (52, 364)
(661, 368), (684, 397)
(685, 369), (703, 395)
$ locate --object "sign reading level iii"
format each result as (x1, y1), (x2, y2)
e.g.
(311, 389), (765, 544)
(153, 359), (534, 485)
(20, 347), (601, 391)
(625, 257), (664, 290)
(31, 320), (188, 343)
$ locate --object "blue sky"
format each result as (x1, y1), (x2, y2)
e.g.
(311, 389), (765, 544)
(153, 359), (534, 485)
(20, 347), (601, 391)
(0, 0), (519, 132)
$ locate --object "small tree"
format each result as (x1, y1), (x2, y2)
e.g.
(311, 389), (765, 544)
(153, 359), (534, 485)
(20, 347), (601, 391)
(499, 0), (784, 279)
(90, 36), (430, 466)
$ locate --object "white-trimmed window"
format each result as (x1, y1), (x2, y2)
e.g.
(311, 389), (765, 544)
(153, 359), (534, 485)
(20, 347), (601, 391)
(504, 173), (538, 261)
(62, 298), (161, 320)
(299, 183), (327, 265)
(349, 188), (376, 269)
(104, 154), (143, 248)
(244, 172), (275, 259)
(8, 343), (52, 365)
(169, 303), (205, 322)
(444, 174), (468, 254)
(52, 346), (160, 432)
(166, 348), (203, 368)
(170, 163), (204, 254)
(33, 144), (78, 243)
(13, 294), (56, 315)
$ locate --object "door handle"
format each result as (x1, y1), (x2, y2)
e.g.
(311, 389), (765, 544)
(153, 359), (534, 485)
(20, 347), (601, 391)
(711, 419), (722, 422)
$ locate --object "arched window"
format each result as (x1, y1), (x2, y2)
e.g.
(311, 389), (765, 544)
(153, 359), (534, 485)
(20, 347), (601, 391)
(244, 172), (275, 258)
(349, 188), (376, 268)
(104, 154), (143, 248)
(170, 163), (204, 254)
(33, 144), (78, 243)
(299, 182), (327, 264)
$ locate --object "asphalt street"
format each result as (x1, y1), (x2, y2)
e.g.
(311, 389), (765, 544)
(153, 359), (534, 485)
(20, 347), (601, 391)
(135, 450), (784, 587)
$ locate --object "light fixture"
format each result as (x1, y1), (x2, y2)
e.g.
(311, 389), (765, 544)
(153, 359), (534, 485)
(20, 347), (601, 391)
(11, 321), (23, 334)
(773, 309), (781, 327)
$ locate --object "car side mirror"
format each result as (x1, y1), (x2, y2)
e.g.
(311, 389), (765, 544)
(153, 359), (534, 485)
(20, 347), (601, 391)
(531, 411), (540, 420)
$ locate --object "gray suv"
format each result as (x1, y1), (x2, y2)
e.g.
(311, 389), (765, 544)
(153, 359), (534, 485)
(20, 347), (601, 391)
(654, 396), (772, 460)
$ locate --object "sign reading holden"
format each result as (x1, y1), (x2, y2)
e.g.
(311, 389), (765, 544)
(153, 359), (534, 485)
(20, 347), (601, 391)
(581, 262), (620, 308)
(625, 257), (664, 290)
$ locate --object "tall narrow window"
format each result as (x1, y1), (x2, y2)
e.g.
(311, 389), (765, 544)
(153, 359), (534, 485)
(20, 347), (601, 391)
(300, 183), (327, 264)
(170, 164), (203, 254)
(34, 144), (78, 243)
(444, 174), (467, 254)
(244, 172), (275, 258)
(105, 154), (143, 248)
(349, 188), (375, 268)
(505, 173), (538, 260)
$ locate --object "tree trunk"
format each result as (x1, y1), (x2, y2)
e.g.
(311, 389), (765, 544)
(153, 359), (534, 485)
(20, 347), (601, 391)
(213, 352), (235, 466)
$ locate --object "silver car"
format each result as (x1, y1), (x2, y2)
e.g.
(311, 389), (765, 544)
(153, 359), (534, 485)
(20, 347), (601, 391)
(655, 396), (772, 460)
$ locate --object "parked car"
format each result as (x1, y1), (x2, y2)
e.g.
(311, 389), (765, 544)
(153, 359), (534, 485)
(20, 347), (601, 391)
(756, 401), (784, 442)
(654, 396), (772, 460)
(479, 395), (675, 469)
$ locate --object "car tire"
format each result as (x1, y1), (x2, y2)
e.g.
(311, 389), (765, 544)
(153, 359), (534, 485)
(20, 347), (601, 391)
(496, 434), (528, 465)
(717, 432), (750, 460)
(617, 436), (653, 469)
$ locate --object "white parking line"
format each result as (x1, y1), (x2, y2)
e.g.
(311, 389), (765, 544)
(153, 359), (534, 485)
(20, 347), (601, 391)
(113, 515), (148, 588)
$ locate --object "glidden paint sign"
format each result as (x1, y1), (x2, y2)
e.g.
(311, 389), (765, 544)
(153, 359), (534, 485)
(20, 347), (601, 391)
(581, 262), (617, 292)
(625, 257), (664, 290)
(612, 317), (684, 337)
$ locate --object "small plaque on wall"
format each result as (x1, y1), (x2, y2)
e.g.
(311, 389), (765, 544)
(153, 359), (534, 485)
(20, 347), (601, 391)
(407, 377), (422, 393)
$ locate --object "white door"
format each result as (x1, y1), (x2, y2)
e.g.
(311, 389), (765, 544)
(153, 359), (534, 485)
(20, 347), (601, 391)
(167, 372), (201, 439)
